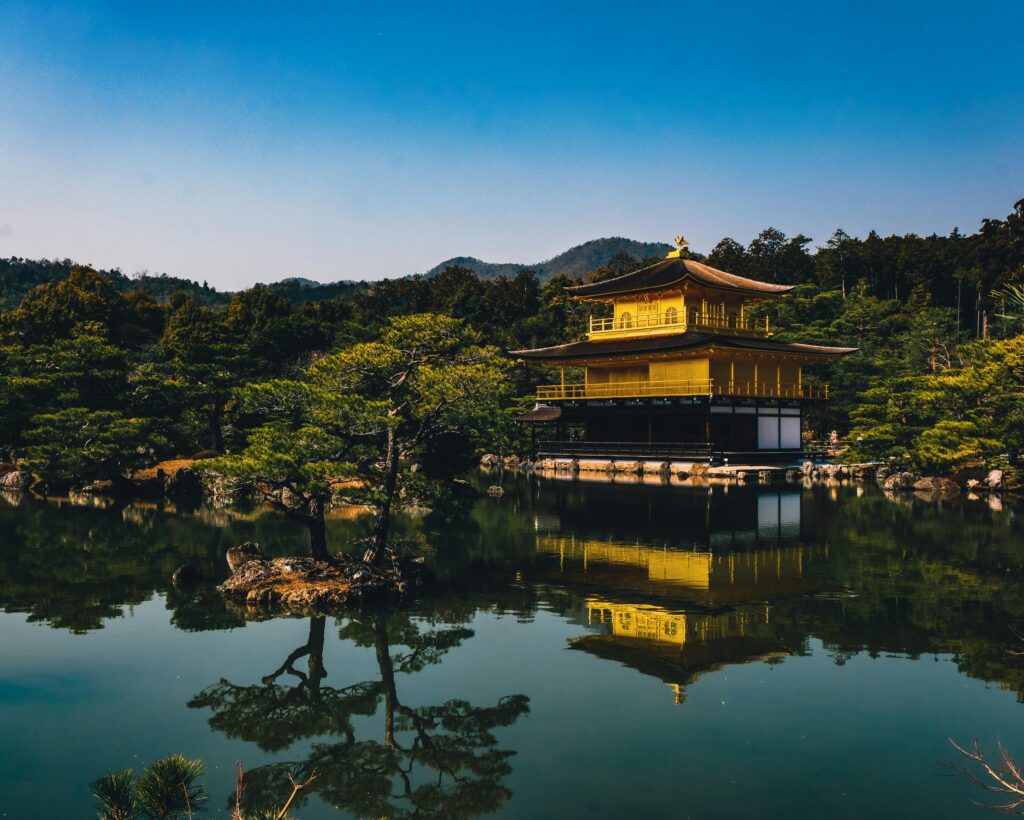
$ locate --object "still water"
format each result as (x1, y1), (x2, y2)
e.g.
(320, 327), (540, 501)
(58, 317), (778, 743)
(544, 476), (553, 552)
(1, 474), (1023, 819)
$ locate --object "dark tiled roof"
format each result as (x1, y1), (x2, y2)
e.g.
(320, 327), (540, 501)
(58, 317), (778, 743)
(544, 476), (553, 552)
(566, 258), (794, 298)
(510, 331), (857, 362)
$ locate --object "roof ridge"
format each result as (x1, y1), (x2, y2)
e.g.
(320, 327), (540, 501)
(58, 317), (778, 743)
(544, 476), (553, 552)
(566, 257), (793, 298)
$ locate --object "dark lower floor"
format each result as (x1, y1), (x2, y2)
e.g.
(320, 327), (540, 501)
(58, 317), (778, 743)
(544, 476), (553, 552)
(522, 398), (810, 461)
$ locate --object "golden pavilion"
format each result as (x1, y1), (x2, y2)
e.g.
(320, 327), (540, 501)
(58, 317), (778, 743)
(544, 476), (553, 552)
(511, 237), (856, 459)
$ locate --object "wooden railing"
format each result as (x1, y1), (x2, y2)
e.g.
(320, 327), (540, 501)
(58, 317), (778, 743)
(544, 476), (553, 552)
(535, 379), (828, 401)
(588, 311), (769, 338)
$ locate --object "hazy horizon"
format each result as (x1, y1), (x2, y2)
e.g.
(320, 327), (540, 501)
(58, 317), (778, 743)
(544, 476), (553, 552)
(2, 1), (1021, 289)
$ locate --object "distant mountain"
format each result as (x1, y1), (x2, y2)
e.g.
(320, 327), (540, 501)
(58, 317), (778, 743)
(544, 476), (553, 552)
(0, 236), (671, 309)
(423, 237), (673, 281)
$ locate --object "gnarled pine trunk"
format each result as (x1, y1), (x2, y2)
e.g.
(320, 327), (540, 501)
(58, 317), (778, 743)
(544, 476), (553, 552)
(208, 404), (224, 452)
(307, 495), (330, 562)
(363, 428), (400, 566)
(374, 614), (398, 748)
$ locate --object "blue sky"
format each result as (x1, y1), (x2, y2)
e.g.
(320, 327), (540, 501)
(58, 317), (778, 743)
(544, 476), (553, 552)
(1, 1), (1021, 288)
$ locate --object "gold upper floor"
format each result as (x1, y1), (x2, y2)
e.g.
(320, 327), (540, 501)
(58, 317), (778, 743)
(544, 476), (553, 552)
(586, 288), (770, 341)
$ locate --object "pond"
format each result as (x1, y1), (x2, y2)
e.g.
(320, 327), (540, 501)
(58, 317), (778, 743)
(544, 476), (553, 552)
(1, 474), (1023, 819)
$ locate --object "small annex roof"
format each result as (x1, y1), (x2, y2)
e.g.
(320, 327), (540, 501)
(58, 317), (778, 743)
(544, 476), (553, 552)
(566, 257), (794, 299)
(517, 405), (563, 422)
(509, 331), (857, 364)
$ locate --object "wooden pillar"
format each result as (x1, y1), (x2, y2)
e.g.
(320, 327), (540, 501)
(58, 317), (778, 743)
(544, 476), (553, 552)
(560, 366), (566, 399)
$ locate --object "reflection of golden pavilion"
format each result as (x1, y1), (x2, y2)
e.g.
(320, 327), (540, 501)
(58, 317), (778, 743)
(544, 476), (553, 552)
(575, 597), (789, 703)
(535, 534), (828, 604)
(587, 597), (772, 647)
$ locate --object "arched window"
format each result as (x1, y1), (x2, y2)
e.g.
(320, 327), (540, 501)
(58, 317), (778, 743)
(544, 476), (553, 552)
(664, 307), (678, 325)
(619, 311), (633, 329)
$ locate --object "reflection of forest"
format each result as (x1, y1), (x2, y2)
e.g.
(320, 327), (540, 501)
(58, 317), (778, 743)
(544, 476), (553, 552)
(516, 479), (1024, 703)
(4, 475), (1024, 706)
(189, 612), (529, 818)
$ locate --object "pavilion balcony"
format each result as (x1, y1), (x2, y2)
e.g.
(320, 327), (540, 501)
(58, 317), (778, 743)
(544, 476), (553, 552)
(534, 379), (829, 401)
(588, 311), (770, 339)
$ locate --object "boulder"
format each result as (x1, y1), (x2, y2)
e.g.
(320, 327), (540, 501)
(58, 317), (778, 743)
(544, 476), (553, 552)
(78, 479), (115, 495)
(226, 542), (266, 573)
(875, 465), (892, 484)
(883, 472), (917, 492)
(487, 485), (504, 497)
(205, 474), (254, 505)
(172, 563), (201, 587)
(913, 477), (960, 496)
(164, 467), (202, 498)
(479, 454), (500, 467)
(986, 469), (1004, 491)
(966, 479), (981, 491)
(0, 470), (32, 491)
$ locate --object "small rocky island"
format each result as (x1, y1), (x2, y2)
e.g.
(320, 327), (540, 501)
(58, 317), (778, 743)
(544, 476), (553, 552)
(218, 542), (430, 614)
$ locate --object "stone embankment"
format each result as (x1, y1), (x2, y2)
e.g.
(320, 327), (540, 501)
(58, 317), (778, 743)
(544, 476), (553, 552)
(479, 453), (1013, 499)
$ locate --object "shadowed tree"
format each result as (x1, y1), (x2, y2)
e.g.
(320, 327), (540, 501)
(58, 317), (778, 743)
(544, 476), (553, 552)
(204, 313), (511, 564)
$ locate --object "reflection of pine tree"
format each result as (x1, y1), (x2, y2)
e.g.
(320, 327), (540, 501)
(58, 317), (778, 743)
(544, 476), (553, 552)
(189, 613), (529, 818)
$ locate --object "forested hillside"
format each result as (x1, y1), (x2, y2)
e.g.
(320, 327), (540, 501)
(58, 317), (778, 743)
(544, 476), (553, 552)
(0, 237), (667, 309)
(423, 237), (673, 280)
(1, 199), (1022, 486)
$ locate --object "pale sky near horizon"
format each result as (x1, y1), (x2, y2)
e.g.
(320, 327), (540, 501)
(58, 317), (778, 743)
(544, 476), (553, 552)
(1, 1), (1022, 289)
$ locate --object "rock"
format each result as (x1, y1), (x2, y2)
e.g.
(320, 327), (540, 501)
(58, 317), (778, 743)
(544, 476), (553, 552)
(883, 472), (917, 492)
(966, 479), (981, 491)
(164, 467), (202, 498)
(802, 461), (815, 475)
(487, 485), (504, 497)
(479, 454), (500, 467)
(78, 479), (115, 494)
(226, 542), (266, 573)
(172, 563), (201, 587)
(914, 477), (960, 496)
(0, 470), (32, 491)
(205, 474), (254, 505)
(502, 455), (520, 467)
(987, 469), (1004, 490)
(875, 465), (892, 484)
(936, 477), (961, 495)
